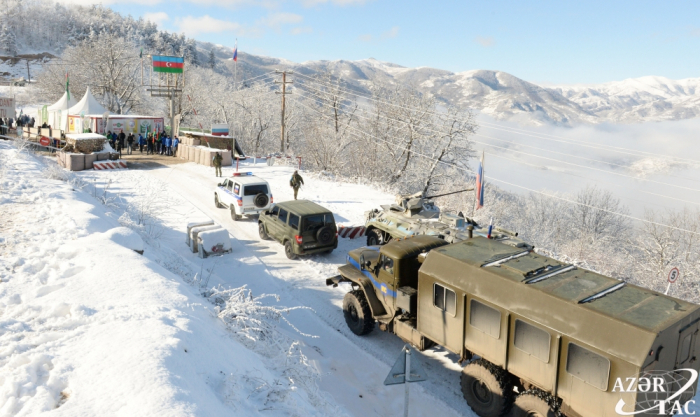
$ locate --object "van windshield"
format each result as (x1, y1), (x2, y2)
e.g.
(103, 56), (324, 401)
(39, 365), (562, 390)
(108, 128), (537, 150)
(302, 213), (333, 231)
(244, 184), (269, 196)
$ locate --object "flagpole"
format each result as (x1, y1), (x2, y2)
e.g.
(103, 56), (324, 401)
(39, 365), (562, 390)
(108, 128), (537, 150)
(472, 151), (485, 217)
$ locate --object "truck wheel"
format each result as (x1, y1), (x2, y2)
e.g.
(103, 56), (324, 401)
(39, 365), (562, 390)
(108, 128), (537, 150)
(461, 359), (513, 417)
(230, 207), (239, 221)
(259, 223), (270, 240)
(343, 290), (375, 336)
(366, 230), (380, 246)
(254, 193), (269, 208)
(215, 193), (222, 208)
(284, 241), (297, 260)
(512, 390), (557, 417)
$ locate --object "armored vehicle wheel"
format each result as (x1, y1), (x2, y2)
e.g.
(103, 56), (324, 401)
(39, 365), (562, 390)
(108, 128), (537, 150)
(259, 223), (270, 240)
(461, 359), (513, 417)
(342, 290), (375, 335)
(512, 391), (557, 417)
(215, 193), (222, 208)
(366, 230), (380, 246)
(284, 241), (297, 260)
(316, 226), (333, 245)
(254, 193), (269, 208)
(230, 208), (240, 221)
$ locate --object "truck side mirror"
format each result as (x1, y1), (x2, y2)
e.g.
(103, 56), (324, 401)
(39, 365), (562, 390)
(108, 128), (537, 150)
(365, 260), (372, 269)
(360, 255), (366, 270)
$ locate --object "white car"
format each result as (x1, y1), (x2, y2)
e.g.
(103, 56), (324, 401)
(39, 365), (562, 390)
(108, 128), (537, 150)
(214, 173), (273, 221)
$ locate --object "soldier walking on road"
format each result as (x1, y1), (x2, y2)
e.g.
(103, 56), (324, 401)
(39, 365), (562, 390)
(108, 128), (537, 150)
(290, 170), (304, 200)
(213, 152), (223, 177)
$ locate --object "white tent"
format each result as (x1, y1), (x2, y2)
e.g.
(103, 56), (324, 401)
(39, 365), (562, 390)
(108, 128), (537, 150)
(68, 87), (108, 117)
(45, 91), (78, 130)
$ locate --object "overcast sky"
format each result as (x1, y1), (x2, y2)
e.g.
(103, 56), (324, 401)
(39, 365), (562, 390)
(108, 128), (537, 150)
(96, 0), (700, 85)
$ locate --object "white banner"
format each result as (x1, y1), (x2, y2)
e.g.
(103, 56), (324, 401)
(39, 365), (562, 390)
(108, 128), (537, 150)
(0, 97), (15, 119)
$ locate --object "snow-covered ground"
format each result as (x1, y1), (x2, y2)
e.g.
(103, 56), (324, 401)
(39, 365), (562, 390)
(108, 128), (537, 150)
(3, 141), (698, 416)
(0, 142), (470, 416)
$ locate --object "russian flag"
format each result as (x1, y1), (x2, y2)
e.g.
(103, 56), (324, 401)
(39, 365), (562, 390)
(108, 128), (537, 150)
(475, 152), (485, 210)
(232, 42), (238, 62)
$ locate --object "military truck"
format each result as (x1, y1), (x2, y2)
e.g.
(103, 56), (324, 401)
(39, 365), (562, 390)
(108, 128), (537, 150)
(327, 235), (700, 417)
(364, 191), (531, 250)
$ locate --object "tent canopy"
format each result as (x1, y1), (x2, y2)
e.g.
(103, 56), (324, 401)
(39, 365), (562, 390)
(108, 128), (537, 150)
(47, 91), (78, 111)
(68, 87), (109, 116)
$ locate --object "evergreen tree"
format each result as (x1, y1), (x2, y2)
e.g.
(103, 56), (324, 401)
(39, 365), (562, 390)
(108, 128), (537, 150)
(208, 49), (216, 69)
(0, 24), (18, 56)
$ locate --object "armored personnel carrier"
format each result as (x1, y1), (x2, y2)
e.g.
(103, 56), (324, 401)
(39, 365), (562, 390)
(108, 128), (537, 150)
(364, 190), (531, 250)
(327, 235), (700, 417)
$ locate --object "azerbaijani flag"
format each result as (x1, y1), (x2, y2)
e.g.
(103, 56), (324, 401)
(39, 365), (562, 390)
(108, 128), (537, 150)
(65, 72), (70, 101)
(475, 152), (485, 210)
(152, 55), (184, 73)
(232, 41), (238, 62)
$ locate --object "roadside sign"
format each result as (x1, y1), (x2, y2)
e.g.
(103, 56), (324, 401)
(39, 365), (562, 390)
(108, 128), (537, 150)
(39, 137), (50, 146)
(384, 345), (426, 385)
(668, 267), (680, 284)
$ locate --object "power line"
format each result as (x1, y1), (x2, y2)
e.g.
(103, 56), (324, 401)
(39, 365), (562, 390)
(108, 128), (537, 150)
(294, 72), (700, 165)
(293, 84), (700, 199)
(290, 95), (700, 237)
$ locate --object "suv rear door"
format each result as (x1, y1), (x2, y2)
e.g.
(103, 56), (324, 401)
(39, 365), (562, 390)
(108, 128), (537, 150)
(241, 183), (269, 211)
(300, 212), (336, 249)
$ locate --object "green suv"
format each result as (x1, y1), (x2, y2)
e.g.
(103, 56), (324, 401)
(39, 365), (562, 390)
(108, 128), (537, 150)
(258, 200), (338, 259)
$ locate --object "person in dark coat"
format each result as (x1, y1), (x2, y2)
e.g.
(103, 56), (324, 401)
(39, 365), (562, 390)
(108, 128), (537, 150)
(127, 133), (134, 155)
(290, 170), (304, 200)
(115, 134), (123, 157)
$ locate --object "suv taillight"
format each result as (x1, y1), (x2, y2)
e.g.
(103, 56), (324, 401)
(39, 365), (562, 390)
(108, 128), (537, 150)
(236, 199), (243, 206)
(270, 195), (273, 203)
(295, 235), (303, 244)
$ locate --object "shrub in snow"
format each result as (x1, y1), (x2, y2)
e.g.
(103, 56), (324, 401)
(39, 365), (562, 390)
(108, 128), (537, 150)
(204, 286), (344, 415)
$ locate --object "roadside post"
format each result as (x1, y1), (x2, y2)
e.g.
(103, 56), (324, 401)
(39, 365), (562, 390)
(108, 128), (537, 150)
(384, 344), (427, 417)
(665, 267), (680, 295)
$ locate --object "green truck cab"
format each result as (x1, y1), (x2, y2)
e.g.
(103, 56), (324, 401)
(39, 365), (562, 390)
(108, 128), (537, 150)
(327, 235), (700, 417)
(258, 199), (338, 260)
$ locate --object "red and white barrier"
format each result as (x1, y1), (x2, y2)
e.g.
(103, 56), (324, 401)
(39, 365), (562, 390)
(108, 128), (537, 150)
(337, 225), (365, 239)
(93, 160), (128, 170)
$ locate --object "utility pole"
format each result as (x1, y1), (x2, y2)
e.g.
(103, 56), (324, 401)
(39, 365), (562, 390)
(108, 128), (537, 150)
(275, 70), (293, 153)
(26, 60), (30, 83)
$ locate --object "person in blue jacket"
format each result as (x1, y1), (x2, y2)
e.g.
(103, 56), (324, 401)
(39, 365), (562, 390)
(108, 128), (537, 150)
(164, 135), (172, 156)
(172, 136), (179, 157)
(138, 134), (146, 153)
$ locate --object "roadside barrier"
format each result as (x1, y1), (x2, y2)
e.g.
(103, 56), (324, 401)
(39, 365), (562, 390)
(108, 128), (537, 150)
(337, 225), (366, 239)
(93, 160), (127, 170)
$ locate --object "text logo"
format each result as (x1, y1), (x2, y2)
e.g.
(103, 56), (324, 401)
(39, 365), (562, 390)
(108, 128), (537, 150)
(614, 369), (697, 415)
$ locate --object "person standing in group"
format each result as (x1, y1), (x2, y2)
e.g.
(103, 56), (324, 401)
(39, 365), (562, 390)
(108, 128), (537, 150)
(126, 133), (134, 155)
(172, 136), (179, 157)
(213, 152), (223, 177)
(290, 170), (304, 200)
(165, 135), (172, 156)
(115, 134), (123, 157)
(138, 133), (145, 153)
(147, 133), (154, 155)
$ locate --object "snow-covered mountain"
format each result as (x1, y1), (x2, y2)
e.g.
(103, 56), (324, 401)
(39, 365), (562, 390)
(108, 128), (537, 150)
(212, 52), (700, 126)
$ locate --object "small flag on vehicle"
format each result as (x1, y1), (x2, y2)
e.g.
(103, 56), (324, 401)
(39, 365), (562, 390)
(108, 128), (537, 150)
(152, 55), (184, 73)
(487, 218), (493, 239)
(475, 152), (485, 210)
(232, 41), (238, 62)
(65, 72), (70, 101)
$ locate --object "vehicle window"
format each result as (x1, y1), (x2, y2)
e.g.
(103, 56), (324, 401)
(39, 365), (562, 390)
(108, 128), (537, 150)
(303, 214), (331, 231)
(227, 181), (233, 191)
(566, 343), (610, 391)
(514, 320), (551, 363)
(680, 333), (692, 363)
(233, 183), (240, 195)
(434, 283), (456, 316)
(470, 300), (501, 339)
(270, 206), (280, 216)
(221, 179), (229, 187)
(289, 213), (300, 230)
(278, 208), (288, 223)
(382, 257), (394, 275)
(244, 184), (268, 196)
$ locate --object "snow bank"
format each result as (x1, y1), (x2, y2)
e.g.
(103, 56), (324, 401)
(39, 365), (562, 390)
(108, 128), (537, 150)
(198, 228), (232, 258)
(0, 142), (347, 416)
